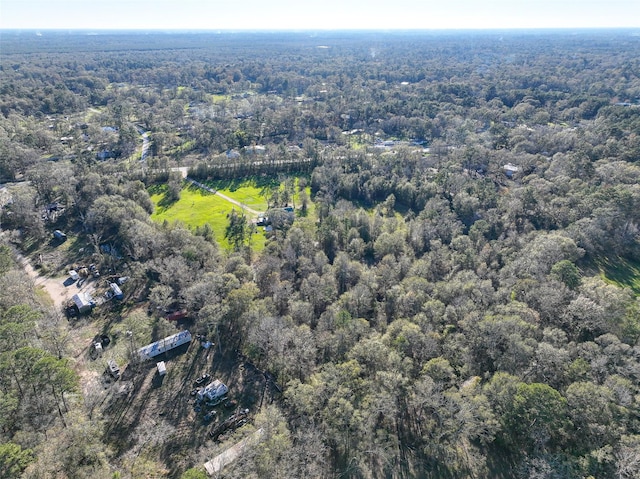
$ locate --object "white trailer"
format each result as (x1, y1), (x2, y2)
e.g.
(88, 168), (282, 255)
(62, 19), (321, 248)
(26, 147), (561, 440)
(138, 330), (192, 360)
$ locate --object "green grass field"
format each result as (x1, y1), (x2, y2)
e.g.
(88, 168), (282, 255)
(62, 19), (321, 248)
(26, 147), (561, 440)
(205, 178), (271, 213)
(149, 176), (315, 253)
(597, 256), (640, 295)
(210, 93), (231, 103)
(150, 183), (267, 252)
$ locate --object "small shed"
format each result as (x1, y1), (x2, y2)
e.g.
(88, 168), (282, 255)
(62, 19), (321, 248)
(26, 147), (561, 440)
(72, 292), (95, 314)
(226, 149), (241, 159)
(503, 163), (519, 178)
(243, 145), (266, 155)
(109, 283), (124, 300)
(156, 361), (166, 376)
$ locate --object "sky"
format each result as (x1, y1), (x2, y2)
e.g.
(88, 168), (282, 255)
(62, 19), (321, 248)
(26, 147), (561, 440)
(1, 0), (639, 31)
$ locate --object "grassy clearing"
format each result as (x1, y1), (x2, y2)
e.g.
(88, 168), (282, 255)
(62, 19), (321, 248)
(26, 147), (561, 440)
(150, 184), (267, 252)
(295, 184), (315, 216)
(597, 256), (640, 295)
(150, 175), (315, 253)
(211, 93), (231, 103)
(204, 177), (275, 213)
(166, 139), (195, 156)
(346, 133), (371, 150)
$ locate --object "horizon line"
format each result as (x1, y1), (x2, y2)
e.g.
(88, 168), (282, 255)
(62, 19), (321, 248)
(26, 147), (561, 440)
(2, 26), (639, 33)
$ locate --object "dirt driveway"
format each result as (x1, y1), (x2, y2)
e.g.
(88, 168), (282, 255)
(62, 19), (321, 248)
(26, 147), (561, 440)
(17, 253), (96, 311)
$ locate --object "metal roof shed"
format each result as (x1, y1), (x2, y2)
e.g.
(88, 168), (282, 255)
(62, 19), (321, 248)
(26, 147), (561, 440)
(109, 282), (123, 300)
(72, 292), (95, 314)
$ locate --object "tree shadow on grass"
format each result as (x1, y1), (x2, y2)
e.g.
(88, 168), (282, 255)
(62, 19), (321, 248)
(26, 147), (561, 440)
(207, 175), (279, 193)
(149, 184), (181, 211)
(596, 255), (640, 294)
(185, 183), (214, 196)
(160, 348), (271, 478)
(104, 344), (197, 456)
(157, 191), (180, 210)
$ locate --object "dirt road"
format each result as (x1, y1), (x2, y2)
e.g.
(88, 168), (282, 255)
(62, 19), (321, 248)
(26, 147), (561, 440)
(16, 253), (96, 311)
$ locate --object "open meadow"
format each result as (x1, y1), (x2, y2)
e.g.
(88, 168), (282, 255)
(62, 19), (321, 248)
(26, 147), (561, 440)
(150, 183), (268, 252)
(203, 178), (271, 213)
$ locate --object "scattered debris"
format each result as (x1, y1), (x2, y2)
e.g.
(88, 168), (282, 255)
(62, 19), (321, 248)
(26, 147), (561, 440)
(106, 359), (120, 380)
(91, 341), (103, 358)
(89, 335), (110, 359)
(209, 408), (249, 441)
(89, 264), (100, 278)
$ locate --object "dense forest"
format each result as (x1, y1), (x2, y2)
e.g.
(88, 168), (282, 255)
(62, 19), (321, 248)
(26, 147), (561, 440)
(1, 29), (639, 478)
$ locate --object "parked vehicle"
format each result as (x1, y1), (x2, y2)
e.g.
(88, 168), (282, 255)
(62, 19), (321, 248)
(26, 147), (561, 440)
(194, 374), (211, 386)
(167, 310), (188, 321)
(106, 360), (120, 379)
(89, 264), (100, 278)
(53, 230), (67, 241)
